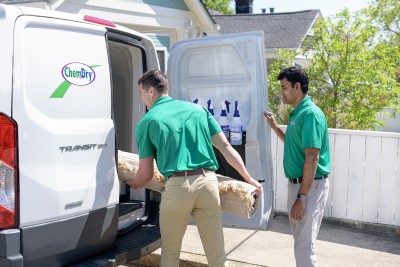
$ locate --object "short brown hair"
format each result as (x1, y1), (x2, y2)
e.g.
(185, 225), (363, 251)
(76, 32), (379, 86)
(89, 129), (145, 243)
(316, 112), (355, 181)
(138, 70), (168, 94)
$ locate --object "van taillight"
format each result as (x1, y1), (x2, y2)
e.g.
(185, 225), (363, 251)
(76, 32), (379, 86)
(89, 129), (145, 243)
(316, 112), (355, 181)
(0, 113), (18, 230)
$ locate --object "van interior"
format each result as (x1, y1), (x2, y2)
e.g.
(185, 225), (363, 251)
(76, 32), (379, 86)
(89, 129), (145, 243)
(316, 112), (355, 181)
(108, 39), (160, 234)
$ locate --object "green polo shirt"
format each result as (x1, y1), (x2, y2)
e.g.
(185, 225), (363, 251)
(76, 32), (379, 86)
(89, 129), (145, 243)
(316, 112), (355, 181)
(135, 96), (222, 179)
(283, 96), (330, 179)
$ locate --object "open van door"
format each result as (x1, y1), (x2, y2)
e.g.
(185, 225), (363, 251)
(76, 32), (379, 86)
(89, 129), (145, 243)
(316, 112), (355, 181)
(167, 31), (273, 230)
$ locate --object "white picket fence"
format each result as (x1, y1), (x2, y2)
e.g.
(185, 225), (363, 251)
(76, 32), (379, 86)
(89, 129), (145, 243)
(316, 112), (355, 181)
(271, 127), (400, 226)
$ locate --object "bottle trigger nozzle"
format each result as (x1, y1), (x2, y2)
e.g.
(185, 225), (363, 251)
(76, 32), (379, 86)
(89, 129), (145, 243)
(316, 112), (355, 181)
(207, 99), (214, 115)
(225, 100), (231, 114)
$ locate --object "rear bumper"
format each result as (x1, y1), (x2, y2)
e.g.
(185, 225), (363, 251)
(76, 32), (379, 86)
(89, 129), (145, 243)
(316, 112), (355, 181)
(0, 205), (118, 267)
(69, 223), (161, 266)
(0, 202), (161, 267)
(0, 229), (23, 267)
(69, 200), (161, 266)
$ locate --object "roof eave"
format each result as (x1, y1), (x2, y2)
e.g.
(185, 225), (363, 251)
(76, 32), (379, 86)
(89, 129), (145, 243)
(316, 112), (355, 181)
(184, 0), (217, 32)
(297, 10), (322, 51)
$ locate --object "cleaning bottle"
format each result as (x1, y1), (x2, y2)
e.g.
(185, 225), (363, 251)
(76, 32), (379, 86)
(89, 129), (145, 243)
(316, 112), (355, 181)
(207, 99), (214, 116)
(225, 100), (231, 115)
(229, 101), (243, 145)
(219, 101), (230, 141)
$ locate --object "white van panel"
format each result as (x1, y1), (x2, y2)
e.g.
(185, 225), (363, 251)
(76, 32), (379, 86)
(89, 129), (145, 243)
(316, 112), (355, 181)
(0, 5), (22, 115)
(168, 31), (273, 229)
(12, 16), (119, 226)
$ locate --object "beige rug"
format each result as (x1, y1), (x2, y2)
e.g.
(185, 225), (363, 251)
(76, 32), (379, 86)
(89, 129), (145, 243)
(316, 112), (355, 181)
(117, 150), (259, 218)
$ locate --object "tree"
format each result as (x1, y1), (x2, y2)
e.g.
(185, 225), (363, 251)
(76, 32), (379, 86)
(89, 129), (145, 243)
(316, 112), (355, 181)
(202, 0), (234, 14)
(267, 49), (298, 125)
(267, 9), (400, 130)
(305, 9), (400, 129)
(363, 0), (400, 83)
(363, 0), (400, 44)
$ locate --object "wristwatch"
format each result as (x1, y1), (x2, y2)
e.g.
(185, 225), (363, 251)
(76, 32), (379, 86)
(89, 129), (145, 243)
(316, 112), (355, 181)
(297, 193), (307, 202)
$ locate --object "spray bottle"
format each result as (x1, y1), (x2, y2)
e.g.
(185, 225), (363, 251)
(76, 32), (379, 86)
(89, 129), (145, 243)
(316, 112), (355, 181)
(207, 99), (214, 116)
(225, 100), (231, 115)
(229, 100), (243, 145)
(219, 101), (230, 141)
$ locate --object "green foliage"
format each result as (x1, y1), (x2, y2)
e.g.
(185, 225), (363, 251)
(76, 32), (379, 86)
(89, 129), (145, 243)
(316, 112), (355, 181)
(363, 0), (400, 86)
(305, 9), (400, 129)
(363, 0), (400, 44)
(267, 9), (400, 130)
(202, 0), (234, 14)
(267, 49), (298, 125)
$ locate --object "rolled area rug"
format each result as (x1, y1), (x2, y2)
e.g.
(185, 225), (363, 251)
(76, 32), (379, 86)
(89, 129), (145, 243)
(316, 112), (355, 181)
(117, 150), (259, 218)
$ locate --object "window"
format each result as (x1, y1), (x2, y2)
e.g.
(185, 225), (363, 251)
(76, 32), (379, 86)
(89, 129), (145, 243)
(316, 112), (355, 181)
(157, 50), (166, 73)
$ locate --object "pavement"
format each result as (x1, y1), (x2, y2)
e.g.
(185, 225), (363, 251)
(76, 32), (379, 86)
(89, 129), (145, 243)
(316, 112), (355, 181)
(124, 214), (400, 267)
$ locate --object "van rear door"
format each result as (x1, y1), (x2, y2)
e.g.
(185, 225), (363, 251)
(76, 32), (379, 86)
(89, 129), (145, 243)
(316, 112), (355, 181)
(167, 31), (273, 230)
(12, 14), (120, 266)
(13, 15), (118, 227)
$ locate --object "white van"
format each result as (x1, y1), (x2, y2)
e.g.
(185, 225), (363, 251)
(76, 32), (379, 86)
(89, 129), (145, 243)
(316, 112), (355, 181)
(0, 4), (273, 267)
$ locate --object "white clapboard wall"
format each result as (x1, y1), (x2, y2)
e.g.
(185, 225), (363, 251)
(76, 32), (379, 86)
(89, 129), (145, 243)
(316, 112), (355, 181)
(271, 127), (400, 226)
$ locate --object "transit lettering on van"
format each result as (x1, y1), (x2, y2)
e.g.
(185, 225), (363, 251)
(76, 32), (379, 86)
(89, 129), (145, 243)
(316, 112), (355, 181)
(50, 63), (100, 98)
(59, 143), (107, 153)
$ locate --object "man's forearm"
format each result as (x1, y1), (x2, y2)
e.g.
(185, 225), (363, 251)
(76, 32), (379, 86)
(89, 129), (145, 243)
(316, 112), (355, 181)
(126, 170), (152, 189)
(219, 144), (252, 182)
(127, 156), (155, 189)
(299, 149), (319, 195)
(272, 126), (285, 142)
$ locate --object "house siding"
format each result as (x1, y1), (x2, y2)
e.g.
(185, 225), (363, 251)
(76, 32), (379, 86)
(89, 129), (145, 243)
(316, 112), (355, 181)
(149, 35), (170, 51)
(0, 0), (51, 3)
(147, 34), (170, 72)
(129, 0), (189, 10)
(0, 0), (189, 10)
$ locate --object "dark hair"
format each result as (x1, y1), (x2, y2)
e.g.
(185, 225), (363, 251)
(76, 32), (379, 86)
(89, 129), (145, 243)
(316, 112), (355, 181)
(278, 66), (309, 94)
(137, 69), (168, 94)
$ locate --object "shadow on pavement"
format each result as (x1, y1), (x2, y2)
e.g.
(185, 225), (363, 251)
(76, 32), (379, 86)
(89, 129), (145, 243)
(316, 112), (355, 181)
(128, 253), (208, 267)
(269, 213), (400, 255)
(128, 252), (266, 267)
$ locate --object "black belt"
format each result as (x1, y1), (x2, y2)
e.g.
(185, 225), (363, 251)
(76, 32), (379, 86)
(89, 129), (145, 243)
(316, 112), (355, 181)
(170, 168), (213, 178)
(288, 174), (328, 184)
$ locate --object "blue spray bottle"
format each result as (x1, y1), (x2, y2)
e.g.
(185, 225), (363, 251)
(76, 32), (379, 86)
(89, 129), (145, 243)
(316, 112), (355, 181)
(219, 101), (230, 141)
(225, 100), (231, 115)
(207, 99), (214, 116)
(229, 101), (243, 145)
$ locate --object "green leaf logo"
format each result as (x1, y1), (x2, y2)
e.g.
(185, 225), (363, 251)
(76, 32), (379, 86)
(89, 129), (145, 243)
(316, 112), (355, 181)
(50, 64), (101, 98)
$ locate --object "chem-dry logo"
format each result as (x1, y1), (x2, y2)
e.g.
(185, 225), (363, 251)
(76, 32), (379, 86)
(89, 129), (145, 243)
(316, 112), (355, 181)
(50, 63), (101, 98)
(62, 63), (95, 86)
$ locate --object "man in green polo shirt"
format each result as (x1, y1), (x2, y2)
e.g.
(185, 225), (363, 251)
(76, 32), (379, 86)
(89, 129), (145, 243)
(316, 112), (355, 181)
(263, 66), (330, 267)
(127, 70), (262, 267)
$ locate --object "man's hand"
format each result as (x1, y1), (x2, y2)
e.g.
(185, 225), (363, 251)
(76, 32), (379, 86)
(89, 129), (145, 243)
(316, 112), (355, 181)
(263, 111), (278, 130)
(263, 111), (285, 142)
(290, 199), (306, 220)
(125, 179), (141, 190)
(125, 156), (154, 190)
(247, 177), (263, 196)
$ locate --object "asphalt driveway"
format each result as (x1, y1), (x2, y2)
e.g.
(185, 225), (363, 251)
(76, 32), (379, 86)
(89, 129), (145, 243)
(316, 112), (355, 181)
(124, 214), (400, 267)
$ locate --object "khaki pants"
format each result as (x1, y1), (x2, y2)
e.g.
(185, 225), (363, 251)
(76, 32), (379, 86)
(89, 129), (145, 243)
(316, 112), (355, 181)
(160, 171), (228, 267)
(288, 178), (329, 267)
